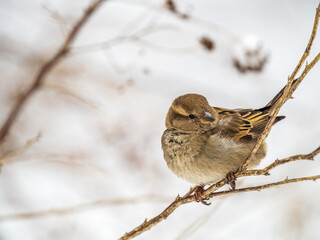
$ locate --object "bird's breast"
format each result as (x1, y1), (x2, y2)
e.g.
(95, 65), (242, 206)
(161, 129), (266, 185)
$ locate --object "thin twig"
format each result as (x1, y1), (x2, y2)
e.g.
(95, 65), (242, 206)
(241, 146), (320, 177)
(0, 0), (106, 146)
(208, 175), (320, 198)
(71, 0), (242, 55)
(70, 23), (195, 55)
(207, 175), (320, 198)
(43, 4), (69, 37)
(239, 3), (320, 171)
(0, 195), (171, 223)
(0, 132), (41, 165)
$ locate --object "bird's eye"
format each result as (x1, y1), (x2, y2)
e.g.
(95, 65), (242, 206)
(188, 114), (196, 119)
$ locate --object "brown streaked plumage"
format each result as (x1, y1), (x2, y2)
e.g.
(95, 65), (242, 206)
(161, 93), (284, 186)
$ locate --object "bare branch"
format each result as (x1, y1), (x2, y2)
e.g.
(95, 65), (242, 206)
(70, 23), (194, 55)
(239, 3), (320, 171)
(44, 83), (100, 109)
(0, 0), (106, 146)
(209, 175), (320, 198)
(290, 5), (320, 79)
(241, 146), (320, 177)
(43, 4), (69, 37)
(0, 195), (170, 223)
(0, 132), (41, 166)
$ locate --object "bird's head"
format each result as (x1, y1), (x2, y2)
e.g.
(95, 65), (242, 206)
(165, 94), (219, 132)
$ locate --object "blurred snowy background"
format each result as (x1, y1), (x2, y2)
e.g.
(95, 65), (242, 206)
(1, 0), (320, 239)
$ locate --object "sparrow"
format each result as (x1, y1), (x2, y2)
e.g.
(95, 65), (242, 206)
(161, 83), (289, 203)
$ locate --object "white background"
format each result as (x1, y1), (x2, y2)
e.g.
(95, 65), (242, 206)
(0, 0), (320, 239)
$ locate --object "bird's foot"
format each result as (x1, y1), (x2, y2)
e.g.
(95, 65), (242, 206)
(226, 172), (237, 189)
(194, 185), (211, 205)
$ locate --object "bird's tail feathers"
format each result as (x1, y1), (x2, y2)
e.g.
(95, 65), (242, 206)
(265, 78), (298, 108)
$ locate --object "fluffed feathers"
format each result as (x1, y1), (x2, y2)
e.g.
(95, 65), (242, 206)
(161, 93), (285, 186)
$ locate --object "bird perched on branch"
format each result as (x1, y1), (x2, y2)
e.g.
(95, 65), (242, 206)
(161, 81), (292, 204)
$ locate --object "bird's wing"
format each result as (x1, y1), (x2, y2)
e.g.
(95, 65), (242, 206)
(214, 107), (284, 141)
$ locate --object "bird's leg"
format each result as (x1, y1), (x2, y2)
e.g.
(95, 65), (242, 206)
(226, 172), (237, 189)
(194, 185), (211, 205)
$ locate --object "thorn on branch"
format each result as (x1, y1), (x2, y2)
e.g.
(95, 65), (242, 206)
(175, 194), (180, 201)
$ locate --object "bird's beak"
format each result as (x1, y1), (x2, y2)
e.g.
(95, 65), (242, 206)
(200, 112), (215, 123)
